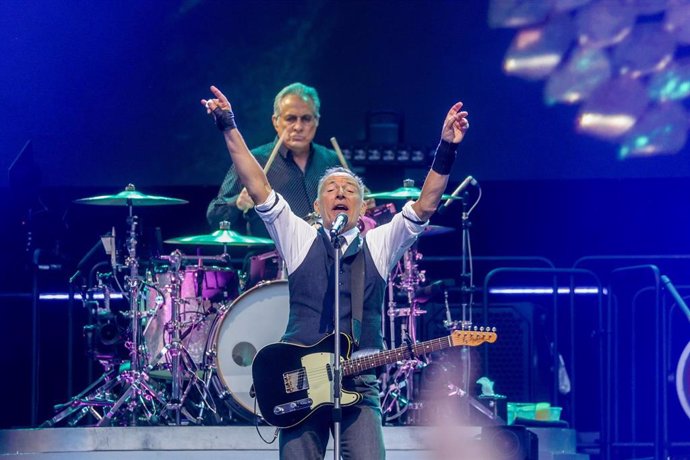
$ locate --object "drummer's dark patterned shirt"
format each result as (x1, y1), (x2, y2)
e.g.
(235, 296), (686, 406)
(206, 140), (340, 237)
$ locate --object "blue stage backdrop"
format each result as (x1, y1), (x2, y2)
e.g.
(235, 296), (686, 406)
(2, 1), (690, 189)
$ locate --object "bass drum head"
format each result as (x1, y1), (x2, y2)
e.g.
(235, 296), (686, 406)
(211, 279), (290, 420)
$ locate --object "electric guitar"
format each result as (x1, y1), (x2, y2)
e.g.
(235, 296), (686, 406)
(251, 328), (497, 428)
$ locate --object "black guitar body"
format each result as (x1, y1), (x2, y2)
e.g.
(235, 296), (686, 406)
(251, 333), (360, 428)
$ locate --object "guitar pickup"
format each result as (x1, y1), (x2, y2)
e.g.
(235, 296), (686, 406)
(273, 397), (313, 415)
(283, 368), (309, 393)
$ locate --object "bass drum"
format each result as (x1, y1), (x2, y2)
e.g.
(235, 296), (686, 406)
(206, 279), (290, 421)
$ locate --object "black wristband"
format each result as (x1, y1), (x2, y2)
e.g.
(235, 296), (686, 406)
(212, 107), (237, 132)
(431, 139), (459, 175)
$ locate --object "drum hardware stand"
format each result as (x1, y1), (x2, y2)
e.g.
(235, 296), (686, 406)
(186, 367), (221, 423)
(96, 201), (169, 426)
(158, 250), (184, 424)
(386, 246), (427, 346)
(146, 250), (218, 425)
(382, 244), (427, 423)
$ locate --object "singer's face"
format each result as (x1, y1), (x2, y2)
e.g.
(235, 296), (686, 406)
(314, 172), (366, 233)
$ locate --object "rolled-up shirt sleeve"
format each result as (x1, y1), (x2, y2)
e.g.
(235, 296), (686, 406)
(255, 191), (317, 275)
(364, 201), (428, 280)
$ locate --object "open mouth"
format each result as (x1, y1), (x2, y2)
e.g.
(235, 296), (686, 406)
(332, 204), (349, 212)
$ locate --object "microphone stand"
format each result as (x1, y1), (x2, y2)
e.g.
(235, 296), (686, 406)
(444, 193), (500, 423)
(458, 194), (474, 413)
(331, 234), (344, 460)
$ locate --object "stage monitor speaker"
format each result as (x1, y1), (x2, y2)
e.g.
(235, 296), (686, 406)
(480, 425), (538, 460)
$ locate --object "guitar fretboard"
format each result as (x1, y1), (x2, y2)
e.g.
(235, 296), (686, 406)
(343, 336), (452, 376)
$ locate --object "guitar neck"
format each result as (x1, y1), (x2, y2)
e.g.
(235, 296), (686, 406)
(342, 336), (452, 377)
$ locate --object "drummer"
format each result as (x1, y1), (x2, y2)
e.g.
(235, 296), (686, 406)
(201, 85), (470, 459)
(206, 83), (342, 237)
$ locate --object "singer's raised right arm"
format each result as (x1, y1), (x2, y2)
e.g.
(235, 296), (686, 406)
(201, 85), (272, 206)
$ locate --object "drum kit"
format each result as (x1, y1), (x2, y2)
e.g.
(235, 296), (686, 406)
(43, 179), (483, 427)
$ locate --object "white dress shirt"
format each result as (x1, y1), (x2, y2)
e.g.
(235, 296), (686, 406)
(255, 190), (428, 280)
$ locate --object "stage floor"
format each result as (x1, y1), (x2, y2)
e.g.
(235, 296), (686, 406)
(0, 425), (587, 459)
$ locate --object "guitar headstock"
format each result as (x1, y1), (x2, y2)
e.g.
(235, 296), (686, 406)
(450, 327), (498, 347)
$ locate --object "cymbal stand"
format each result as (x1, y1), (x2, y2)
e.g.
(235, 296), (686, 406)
(96, 202), (168, 426)
(165, 250), (184, 424)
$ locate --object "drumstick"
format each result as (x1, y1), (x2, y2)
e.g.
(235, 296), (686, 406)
(240, 130), (287, 211)
(330, 137), (350, 170)
(263, 130), (289, 173)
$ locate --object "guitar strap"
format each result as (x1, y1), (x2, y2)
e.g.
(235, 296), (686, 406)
(350, 238), (365, 346)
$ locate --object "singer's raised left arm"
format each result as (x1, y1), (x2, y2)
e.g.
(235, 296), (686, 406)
(411, 101), (470, 221)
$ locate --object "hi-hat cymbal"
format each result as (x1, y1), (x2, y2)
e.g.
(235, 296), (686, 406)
(74, 184), (188, 206)
(365, 186), (460, 201)
(421, 225), (454, 237)
(165, 229), (274, 247)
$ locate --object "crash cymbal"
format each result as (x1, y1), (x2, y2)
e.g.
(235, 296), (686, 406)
(74, 184), (188, 206)
(165, 222), (274, 247)
(421, 225), (454, 237)
(365, 186), (460, 201)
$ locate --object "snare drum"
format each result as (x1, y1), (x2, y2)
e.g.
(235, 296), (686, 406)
(205, 280), (290, 421)
(143, 265), (239, 367)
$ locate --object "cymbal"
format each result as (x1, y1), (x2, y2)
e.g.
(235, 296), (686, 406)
(365, 186), (460, 201)
(74, 184), (188, 206)
(421, 225), (454, 237)
(165, 229), (274, 247)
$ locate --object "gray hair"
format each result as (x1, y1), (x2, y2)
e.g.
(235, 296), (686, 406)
(317, 167), (365, 198)
(273, 82), (321, 119)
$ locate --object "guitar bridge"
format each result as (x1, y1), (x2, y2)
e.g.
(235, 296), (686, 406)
(283, 368), (309, 393)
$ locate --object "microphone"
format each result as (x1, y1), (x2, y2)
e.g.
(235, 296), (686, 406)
(438, 175), (477, 214)
(329, 213), (349, 239)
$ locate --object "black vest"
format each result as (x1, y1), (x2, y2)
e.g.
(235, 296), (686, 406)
(283, 229), (387, 350)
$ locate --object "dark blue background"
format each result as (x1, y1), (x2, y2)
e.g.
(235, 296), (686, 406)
(2, 0), (689, 188)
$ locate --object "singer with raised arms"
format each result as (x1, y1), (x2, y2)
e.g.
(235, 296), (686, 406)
(201, 85), (469, 460)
